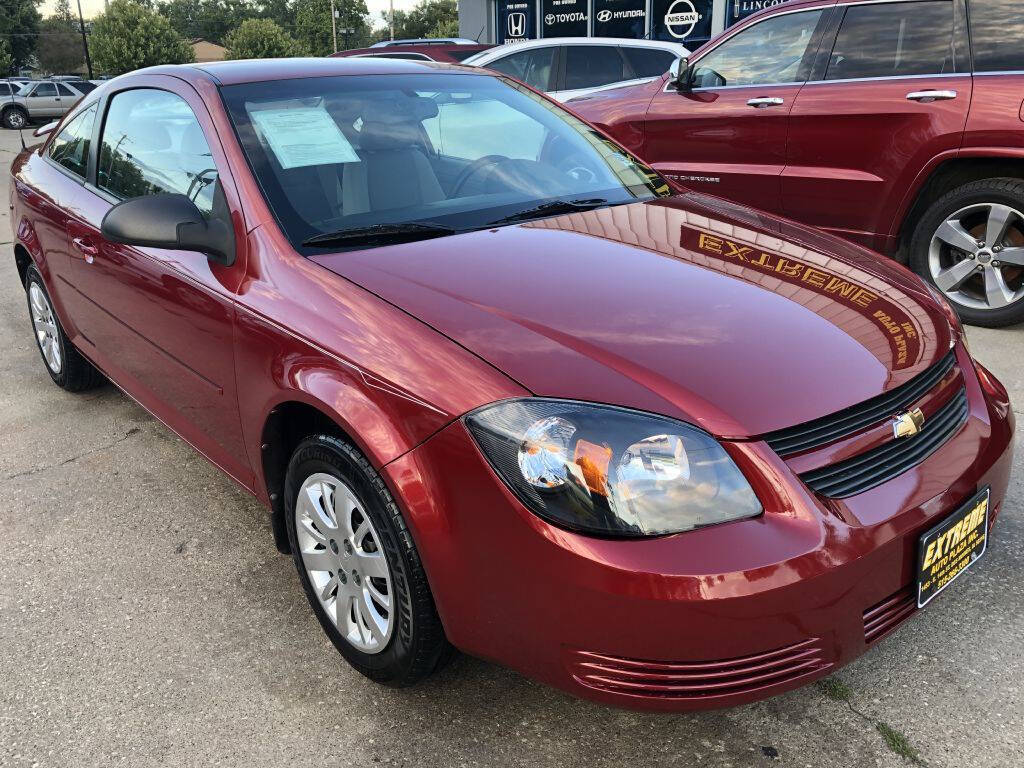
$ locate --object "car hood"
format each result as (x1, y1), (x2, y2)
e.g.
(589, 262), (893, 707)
(310, 193), (953, 438)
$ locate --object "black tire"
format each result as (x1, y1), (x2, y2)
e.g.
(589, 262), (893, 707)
(24, 266), (105, 392)
(2, 106), (28, 130)
(284, 434), (452, 686)
(909, 177), (1024, 328)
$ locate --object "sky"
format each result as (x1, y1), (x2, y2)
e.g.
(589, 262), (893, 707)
(40, 0), (421, 26)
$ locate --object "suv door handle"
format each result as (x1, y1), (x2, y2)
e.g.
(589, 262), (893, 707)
(906, 90), (957, 102)
(71, 236), (98, 263)
(747, 97), (785, 108)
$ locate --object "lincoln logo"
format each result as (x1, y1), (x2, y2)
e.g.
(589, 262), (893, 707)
(892, 408), (926, 439)
(597, 9), (612, 21)
(507, 11), (527, 36)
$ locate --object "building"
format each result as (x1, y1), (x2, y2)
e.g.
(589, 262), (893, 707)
(190, 39), (227, 63)
(459, 0), (787, 49)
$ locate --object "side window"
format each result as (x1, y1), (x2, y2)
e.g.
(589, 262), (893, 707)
(0, 83), (10, 96)
(55, 83), (75, 97)
(47, 103), (97, 178)
(967, 0), (1023, 73)
(97, 89), (219, 216)
(486, 47), (556, 91)
(33, 83), (57, 97)
(825, 1), (956, 80)
(622, 48), (677, 79)
(691, 10), (824, 88)
(563, 46), (628, 90)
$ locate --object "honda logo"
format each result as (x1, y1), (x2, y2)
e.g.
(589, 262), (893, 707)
(507, 11), (526, 37)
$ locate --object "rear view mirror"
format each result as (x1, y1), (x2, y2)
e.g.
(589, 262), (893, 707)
(101, 193), (235, 265)
(34, 120), (59, 138)
(668, 57), (690, 92)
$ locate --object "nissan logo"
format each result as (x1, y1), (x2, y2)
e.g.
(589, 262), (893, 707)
(596, 9), (612, 21)
(664, 0), (700, 38)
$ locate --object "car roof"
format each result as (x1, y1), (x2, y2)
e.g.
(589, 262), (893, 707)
(139, 57), (477, 86)
(465, 37), (688, 63)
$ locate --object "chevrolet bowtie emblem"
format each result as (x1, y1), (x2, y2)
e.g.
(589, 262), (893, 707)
(892, 408), (926, 439)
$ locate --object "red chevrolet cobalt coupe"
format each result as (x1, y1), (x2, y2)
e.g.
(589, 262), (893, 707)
(10, 58), (1014, 711)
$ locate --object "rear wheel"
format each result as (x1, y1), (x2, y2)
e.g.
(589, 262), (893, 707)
(284, 434), (451, 685)
(2, 106), (28, 130)
(910, 178), (1024, 327)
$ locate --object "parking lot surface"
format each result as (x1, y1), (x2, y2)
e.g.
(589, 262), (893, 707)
(1, 127), (1022, 768)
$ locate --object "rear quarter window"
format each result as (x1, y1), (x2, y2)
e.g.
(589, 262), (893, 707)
(968, 0), (1024, 72)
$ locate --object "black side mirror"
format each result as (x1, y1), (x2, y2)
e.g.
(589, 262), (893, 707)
(668, 57), (691, 92)
(100, 192), (235, 266)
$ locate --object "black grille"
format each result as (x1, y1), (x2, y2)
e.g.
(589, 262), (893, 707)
(763, 352), (957, 458)
(799, 387), (968, 498)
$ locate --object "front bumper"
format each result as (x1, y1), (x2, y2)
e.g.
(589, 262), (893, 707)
(383, 350), (1014, 711)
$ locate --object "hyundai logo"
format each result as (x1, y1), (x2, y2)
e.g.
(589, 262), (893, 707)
(596, 9), (612, 21)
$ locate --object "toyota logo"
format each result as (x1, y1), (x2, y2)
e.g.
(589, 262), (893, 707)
(507, 11), (526, 37)
(664, 0), (699, 39)
(596, 9), (612, 21)
(545, 13), (555, 24)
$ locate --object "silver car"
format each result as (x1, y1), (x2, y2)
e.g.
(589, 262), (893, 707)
(2, 80), (96, 130)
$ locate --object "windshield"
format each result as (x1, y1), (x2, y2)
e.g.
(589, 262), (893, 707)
(220, 73), (669, 252)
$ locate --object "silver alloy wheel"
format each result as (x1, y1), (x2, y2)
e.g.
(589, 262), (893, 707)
(29, 283), (62, 375)
(6, 109), (26, 129)
(295, 472), (394, 653)
(929, 202), (1024, 311)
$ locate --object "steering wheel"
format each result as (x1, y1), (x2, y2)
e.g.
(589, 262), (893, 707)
(452, 154), (510, 196)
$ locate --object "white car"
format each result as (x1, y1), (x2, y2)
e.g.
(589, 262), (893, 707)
(462, 38), (688, 102)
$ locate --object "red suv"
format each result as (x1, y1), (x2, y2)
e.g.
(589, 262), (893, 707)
(570, 0), (1024, 327)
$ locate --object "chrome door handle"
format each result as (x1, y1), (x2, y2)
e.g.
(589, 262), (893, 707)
(906, 90), (957, 102)
(71, 236), (98, 263)
(747, 97), (785, 108)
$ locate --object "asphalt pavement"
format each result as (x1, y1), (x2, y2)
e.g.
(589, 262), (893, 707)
(1, 127), (1022, 768)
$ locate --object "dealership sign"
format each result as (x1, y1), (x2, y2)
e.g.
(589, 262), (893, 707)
(731, 0), (787, 24)
(593, 0), (646, 37)
(498, 0), (536, 42)
(652, 0), (712, 43)
(541, 0), (588, 36)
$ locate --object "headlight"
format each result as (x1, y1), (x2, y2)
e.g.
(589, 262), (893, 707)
(465, 399), (762, 537)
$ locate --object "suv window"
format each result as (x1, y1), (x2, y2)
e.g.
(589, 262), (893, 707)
(969, 0), (1024, 72)
(622, 48), (676, 79)
(563, 46), (627, 90)
(48, 103), (97, 178)
(825, 1), (956, 80)
(32, 83), (57, 97)
(691, 9), (824, 88)
(0, 83), (11, 96)
(97, 89), (219, 216)
(486, 47), (556, 91)
(55, 83), (75, 97)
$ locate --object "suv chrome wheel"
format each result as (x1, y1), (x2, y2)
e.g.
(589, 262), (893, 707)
(29, 282), (62, 375)
(294, 472), (394, 653)
(929, 202), (1024, 311)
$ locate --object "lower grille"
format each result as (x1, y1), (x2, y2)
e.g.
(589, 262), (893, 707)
(800, 387), (968, 498)
(864, 585), (916, 644)
(566, 638), (829, 700)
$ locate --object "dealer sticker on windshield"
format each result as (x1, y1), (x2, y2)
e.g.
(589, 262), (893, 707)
(916, 488), (990, 608)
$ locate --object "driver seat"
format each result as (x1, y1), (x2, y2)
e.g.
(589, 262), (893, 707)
(342, 100), (445, 215)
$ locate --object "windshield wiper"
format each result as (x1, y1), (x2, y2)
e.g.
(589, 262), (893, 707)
(487, 198), (610, 226)
(303, 221), (457, 248)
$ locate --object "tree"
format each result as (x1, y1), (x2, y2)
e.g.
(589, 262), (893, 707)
(377, 0), (457, 41)
(295, 0), (372, 55)
(158, 0), (254, 45)
(224, 18), (298, 58)
(0, 0), (42, 71)
(36, 0), (84, 75)
(0, 40), (13, 76)
(91, 0), (195, 75)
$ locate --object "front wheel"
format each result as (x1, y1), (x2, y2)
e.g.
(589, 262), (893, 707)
(2, 107), (28, 130)
(284, 434), (452, 686)
(910, 178), (1024, 327)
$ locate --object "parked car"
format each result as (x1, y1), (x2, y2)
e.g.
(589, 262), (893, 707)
(2, 79), (94, 129)
(10, 57), (1014, 711)
(463, 37), (688, 102)
(333, 39), (492, 63)
(569, 0), (1024, 327)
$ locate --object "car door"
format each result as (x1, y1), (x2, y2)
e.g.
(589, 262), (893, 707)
(26, 82), (61, 117)
(642, 6), (832, 213)
(783, 0), (971, 250)
(65, 81), (252, 485)
(556, 45), (634, 102)
(54, 82), (78, 115)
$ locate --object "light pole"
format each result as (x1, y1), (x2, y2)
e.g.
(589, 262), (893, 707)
(389, 0), (394, 40)
(76, 0), (93, 80)
(331, 0), (338, 53)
